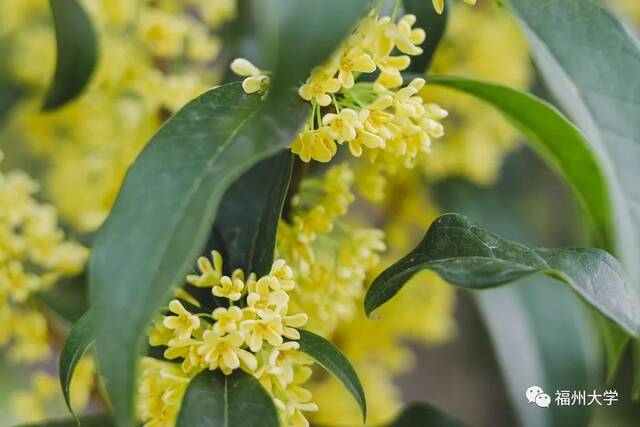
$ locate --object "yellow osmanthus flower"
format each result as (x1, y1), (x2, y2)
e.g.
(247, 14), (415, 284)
(230, 58), (270, 94)
(140, 253), (316, 427)
(163, 300), (201, 340)
(231, 13), (448, 168)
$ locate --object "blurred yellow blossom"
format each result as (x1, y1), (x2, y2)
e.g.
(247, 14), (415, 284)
(10, 357), (95, 423)
(1, 0), (236, 231)
(421, 1), (531, 184)
(0, 152), (88, 363)
(10, 390), (46, 424)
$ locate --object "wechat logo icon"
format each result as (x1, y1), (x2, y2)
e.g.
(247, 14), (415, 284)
(526, 386), (551, 408)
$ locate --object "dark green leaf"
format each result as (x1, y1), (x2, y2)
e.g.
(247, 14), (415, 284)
(43, 0), (98, 110)
(257, 0), (368, 97)
(365, 213), (639, 336)
(387, 402), (468, 427)
(175, 369), (278, 427)
(436, 177), (602, 427)
(215, 151), (293, 275)
(504, 0), (640, 308)
(428, 75), (613, 250)
(89, 83), (309, 427)
(297, 330), (366, 421)
(14, 415), (114, 427)
(403, 0), (449, 73)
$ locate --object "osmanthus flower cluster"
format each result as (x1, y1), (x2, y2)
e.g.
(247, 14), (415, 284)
(140, 252), (316, 427)
(276, 164), (386, 336)
(231, 13), (448, 172)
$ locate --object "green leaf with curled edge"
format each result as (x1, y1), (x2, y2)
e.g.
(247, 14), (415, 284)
(175, 370), (279, 427)
(89, 83), (309, 427)
(59, 311), (93, 417)
(365, 213), (640, 336)
(386, 402), (468, 426)
(297, 330), (367, 421)
(43, 0), (98, 110)
(427, 75), (613, 251)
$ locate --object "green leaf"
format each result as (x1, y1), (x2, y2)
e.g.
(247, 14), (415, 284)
(427, 75), (613, 250)
(504, 0), (640, 305)
(403, 0), (449, 73)
(59, 311), (94, 416)
(43, 0), (98, 111)
(14, 415), (114, 427)
(257, 0), (368, 97)
(365, 213), (640, 336)
(297, 329), (367, 421)
(387, 402), (468, 427)
(175, 369), (279, 427)
(89, 83), (309, 427)
(214, 151), (293, 275)
(436, 178), (602, 427)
